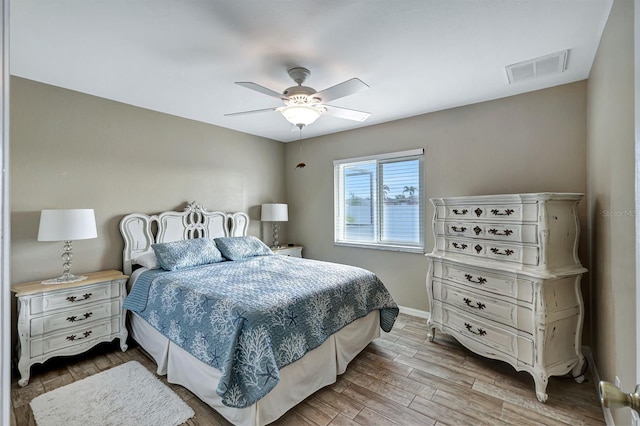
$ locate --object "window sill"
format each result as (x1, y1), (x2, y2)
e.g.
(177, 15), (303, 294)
(334, 241), (424, 254)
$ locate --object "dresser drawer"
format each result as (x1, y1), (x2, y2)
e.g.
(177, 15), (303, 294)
(432, 260), (535, 303)
(437, 237), (539, 267)
(432, 279), (534, 334)
(431, 303), (534, 366)
(29, 317), (120, 358)
(29, 281), (121, 315)
(437, 202), (538, 222)
(438, 221), (538, 244)
(29, 299), (121, 337)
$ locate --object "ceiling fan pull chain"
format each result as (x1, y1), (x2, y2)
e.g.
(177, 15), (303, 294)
(296, 127), (306, 169)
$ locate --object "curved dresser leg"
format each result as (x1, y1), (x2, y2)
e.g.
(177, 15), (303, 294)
(120, 340), (128, 352)
(17, 360), (30, 387)
(571, 355), (586, 383)
(534, 373), (549, 403)
(427, 327), (436, 342)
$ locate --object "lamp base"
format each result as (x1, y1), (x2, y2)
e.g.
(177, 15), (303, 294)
(41, 274), (88, 285)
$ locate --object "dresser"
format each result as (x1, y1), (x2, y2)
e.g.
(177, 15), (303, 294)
(13, 270), (129, 386)
(425, 193), (587, 403)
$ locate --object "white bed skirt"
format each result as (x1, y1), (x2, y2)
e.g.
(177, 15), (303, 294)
(129, 310), (381, 425)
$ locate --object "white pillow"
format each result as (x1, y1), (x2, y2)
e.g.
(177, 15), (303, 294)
(134, 252), (159, 269)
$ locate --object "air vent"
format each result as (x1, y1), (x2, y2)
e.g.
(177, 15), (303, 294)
(506, 50), (568, 84)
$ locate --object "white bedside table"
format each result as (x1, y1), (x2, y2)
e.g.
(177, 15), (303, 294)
(12, 270), (129, 386)
(271, 245), (303, 258)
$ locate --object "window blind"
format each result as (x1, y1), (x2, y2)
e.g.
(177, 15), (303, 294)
(334, 149), (424, 252)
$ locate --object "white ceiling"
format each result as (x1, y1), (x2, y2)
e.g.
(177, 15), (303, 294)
(10, 1), (612, 143)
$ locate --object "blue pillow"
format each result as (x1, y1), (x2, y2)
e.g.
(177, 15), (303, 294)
(214, 236), (273, 261)
(152, 238), (224, 271)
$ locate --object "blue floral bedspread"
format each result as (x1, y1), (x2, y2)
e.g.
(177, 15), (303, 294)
(123, 255), (398, 408)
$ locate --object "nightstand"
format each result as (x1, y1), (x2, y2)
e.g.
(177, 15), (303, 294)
(271, 246), (303, 258)
(12, 270), (129, 386)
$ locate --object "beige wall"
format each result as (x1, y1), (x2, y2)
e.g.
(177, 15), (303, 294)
(285, 82), (588, 316)
(11, 74), (592, 361)
(10, 77), (286, 285)
(587, 0), (636, 424)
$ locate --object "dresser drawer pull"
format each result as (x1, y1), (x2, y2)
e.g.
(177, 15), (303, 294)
(452, 209), (468, 215)
(450, 226), (466, 232)
(66, 330), (92, 341)
(488, 228), (513, 237)
(463, 298), (486, 310)
(452, 242), (468, 250)
(490, 208), (515, 216)
(474, 208), (483, 217)
(474, 244), (483, 253)
(66, 312), (93, 322)
(464, 274), (487, 285)
(464, 323), (487, 336)
(66, 293), (92, 303)
(490, 247), (514, 256)
(473, 226), (482, 235)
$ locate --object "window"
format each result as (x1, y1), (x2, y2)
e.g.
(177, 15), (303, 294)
(334, 149), (424, 252)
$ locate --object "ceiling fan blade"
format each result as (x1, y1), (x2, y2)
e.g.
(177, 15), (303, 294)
(224, 107), (278, 117)
(312, 78), (369, 103)
(235, 82), (287, 99)
(324, 105), (371, 122)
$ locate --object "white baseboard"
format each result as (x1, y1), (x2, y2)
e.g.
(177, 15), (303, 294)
(398, 305), (429, 319)
(583, 346), (614, 426)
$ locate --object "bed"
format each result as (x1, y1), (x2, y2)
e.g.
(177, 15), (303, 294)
(119, 201), (399, 425)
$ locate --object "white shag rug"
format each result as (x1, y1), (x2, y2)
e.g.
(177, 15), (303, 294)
(30, 360), (195, 426)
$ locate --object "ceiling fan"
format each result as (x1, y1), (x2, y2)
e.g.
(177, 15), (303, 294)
(225, 67), (371, 128)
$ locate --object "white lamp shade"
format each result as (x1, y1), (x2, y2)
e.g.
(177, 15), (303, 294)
(261, 204), (288, 222)
(38, 209), (97, 241)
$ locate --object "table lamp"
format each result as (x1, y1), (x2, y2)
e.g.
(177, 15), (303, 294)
(261, 204), (288, 248)
(37, 209), (97, 284)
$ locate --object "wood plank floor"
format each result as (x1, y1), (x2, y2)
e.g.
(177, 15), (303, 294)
(11, 313), (605, 425)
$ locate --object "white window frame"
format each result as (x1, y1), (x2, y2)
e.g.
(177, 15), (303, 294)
(334, 148), (424, 253)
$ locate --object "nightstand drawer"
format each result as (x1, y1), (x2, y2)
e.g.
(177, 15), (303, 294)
(30, 299), (121, 337)
(271, 246), (303, 258)
(29, 281), (120, 315)
(30, 316), (121, 357)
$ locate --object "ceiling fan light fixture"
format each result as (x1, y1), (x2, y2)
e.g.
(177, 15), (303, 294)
(278, 104), (325, 126)
(228, 67), (370, 130)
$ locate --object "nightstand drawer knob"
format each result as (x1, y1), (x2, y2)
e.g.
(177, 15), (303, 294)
(66, 293), (92, 303)
(66, 312), (93, 322)
(66, 330), (93, 341)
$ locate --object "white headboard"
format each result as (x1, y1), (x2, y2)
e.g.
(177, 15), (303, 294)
(119, 201), (249, 275)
